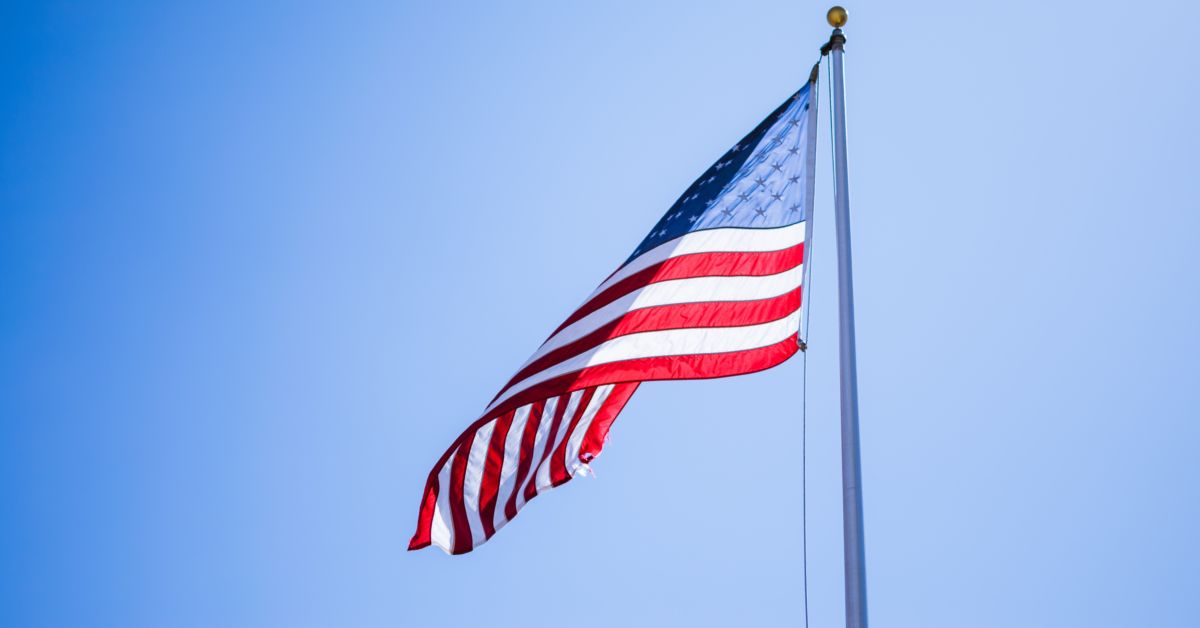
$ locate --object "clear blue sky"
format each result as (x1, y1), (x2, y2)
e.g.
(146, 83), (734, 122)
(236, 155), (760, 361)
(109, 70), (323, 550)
(3, 2), (1199, 627)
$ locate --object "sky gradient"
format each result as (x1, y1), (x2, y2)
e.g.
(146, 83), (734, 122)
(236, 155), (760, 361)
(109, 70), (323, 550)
(3, 2), (1199, 627)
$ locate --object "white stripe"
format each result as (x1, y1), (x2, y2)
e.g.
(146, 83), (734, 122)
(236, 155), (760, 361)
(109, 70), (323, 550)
(491, 404), (530, 533)
(563, 384), (614, 477)
(534, 389), (584, 492)
(488, 309), (801, 415)
(590, 222), (805, 300)
(429, 502), (451, 554)
(526, 264), (803, 369)
(430, 459), (455, 554)
(461, 421), (494, 547)
(514, 395), (558, 511)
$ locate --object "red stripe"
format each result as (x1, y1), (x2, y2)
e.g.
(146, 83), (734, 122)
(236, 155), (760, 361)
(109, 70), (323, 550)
(407, 474), (440, 550)
(503, 401), (544, 521)
(577, 383), (639, 469)
(550, 244), (803, 338)
(447, 433), (476, 555)
(495, 289), (801, 401)
(524, 394), (569, 500)
(477, 411), (513, 539)
(488, 335), (801, 423)
(549, 387), (597, 485)
(409, 428), (471, 551)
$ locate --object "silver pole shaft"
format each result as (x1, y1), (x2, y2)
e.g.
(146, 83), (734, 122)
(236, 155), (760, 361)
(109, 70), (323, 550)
(828, 28), (868, 628)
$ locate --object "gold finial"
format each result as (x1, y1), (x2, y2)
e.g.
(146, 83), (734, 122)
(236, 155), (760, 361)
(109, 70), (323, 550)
(827, 5), (848, 28)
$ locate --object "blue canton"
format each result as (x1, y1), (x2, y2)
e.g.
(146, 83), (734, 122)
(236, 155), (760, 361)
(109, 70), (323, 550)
(627, 83), (814, 263)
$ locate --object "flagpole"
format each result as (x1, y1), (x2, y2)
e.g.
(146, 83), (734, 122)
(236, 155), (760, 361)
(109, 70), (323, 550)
(824, 7), (869, 628)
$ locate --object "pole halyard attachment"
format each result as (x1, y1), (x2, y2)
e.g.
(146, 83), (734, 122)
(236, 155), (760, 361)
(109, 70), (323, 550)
(823, 6), (869, 628)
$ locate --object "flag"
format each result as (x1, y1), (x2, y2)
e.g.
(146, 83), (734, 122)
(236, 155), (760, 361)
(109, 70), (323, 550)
(410, 77), (819, 554)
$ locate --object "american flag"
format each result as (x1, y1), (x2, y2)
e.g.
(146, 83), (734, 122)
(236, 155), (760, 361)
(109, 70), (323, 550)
(409, 77), (819, 554)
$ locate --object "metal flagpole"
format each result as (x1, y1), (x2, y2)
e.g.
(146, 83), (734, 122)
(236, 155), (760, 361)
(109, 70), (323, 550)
(823, 6), (868, 628)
